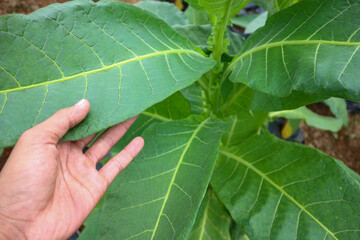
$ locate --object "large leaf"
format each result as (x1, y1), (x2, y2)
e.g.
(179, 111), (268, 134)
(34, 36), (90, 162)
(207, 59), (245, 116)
(135, 1), (189, 26)
(211, 133), (360, 240)
(222, 82), (330, 112)
(225, 0), (360, 101)
(80, 117), (226, 240)
(188, 188), (232, 240)
(0, 0), (215, 147)
(174, 24), (245, 57)
(230, 224), (250, 240)
(220, 80), (330, 112)
(250, 89), (328, 111)
(111, 92), (191, 153)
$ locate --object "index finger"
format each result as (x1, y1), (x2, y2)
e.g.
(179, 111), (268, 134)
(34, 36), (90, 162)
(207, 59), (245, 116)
(27, 99), (90, 144)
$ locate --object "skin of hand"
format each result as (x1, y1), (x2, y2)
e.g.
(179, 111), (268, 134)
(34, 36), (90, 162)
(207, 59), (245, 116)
(0, 99), (144, 240)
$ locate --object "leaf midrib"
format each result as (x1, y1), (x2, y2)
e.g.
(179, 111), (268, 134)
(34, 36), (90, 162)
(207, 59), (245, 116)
(219, 149), (339, 240)
(150, 118), (211, 240)
(0, 49), (203, 94)
(141, 111), (171, 122)
(224, 39), (360, 78)
(198, 194), (211, 240)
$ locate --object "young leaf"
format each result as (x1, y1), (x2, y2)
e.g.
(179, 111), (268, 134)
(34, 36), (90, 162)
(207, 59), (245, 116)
(231, 14), (259, 28)
(324, 97), (349, 127)
(222, 111), (267, 147)
(174, 25), (245, 57)
(80, 118), (227, 240)
(212, 133), (360, 240)
(269, 106), (344, 132)
(185, 6), (210, 25)
(188, 188), (232, 240)
(226, 0), (360, 101)
(0, 0), (215, 147)
(252, 0), (299, 15)
(185, 0), (250, 17)
(110, 92), (191, 154)
(244, 11), (268, 34)
(181, 84), (205, 115)
(135, 1), (190, 26)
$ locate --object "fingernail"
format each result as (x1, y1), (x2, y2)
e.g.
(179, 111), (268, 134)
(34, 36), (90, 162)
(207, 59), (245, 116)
(75, 99), (86, 106)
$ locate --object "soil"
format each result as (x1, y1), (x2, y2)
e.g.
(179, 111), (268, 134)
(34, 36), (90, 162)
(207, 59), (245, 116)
(0, 0), (70, 15)
(303, 103), (360, 174)
(0, 0), (139, 15)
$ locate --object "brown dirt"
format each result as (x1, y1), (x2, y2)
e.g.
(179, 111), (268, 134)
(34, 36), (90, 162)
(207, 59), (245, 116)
(0, 147), (12, 171)
(0, 0), (139, 15)
(302, 103), (360, 174)
(0, 0), (70, 15)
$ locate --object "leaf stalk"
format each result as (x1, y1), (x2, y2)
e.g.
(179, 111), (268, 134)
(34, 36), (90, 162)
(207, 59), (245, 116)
(208, 0), (233, 114)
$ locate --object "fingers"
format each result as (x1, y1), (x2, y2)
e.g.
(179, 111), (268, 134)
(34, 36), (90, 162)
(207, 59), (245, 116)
(85, 117), (137, 163)
(99, 137), (144, 186)
(26, 99), (90, 144)
(74, 132), (98, 150)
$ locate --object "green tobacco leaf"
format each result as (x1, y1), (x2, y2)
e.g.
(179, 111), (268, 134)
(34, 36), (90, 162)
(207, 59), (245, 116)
(0, 0), (215, 147)
(80, 198), (104, 240)
(222, 111), (267, 147)
(244, 12), (268, 34)
(324, 97), (349, 127)
(252, 0), (298, 15)
(221, 83), (254, 114)
(231, 14), (259, 28)
(80, 118), (227, 240)
(230, 223), (250, 240)
(185, 0), (250, 17)
(136, 1), (189, 26)
(180, 84), (204, 115)
(174, 24), (245, 57)
(185, 6), (210, 25)
(110, 92), (191, 154)
(221, 81), (328, 112)
(269, 106), (344, 132)
(226, 0), (360, 101)
(188, 188), (232, 240)
(250, 89), (328, 111)
(212, 133), (360, 240)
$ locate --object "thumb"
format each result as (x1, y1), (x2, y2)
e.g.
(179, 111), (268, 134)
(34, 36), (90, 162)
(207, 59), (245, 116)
(27, 99), (90, 144)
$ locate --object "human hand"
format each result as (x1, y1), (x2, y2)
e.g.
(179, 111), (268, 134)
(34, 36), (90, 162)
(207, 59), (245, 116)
(0, 99), (144, 240)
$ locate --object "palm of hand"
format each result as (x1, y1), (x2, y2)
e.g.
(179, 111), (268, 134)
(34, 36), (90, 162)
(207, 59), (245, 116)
(0, 100), (143, 240)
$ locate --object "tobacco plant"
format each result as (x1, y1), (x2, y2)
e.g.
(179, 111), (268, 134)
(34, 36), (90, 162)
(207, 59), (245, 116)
(0, 0), (360, 239)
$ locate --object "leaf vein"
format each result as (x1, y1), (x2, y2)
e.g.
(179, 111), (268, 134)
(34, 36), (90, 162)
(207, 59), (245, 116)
(220, 150), (339, 240)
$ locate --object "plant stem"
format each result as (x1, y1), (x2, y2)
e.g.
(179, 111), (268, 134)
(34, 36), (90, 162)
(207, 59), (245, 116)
(212, 0), (233, 65)
(208, 0), (233, 114)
